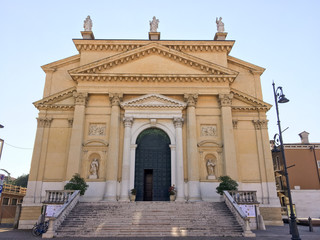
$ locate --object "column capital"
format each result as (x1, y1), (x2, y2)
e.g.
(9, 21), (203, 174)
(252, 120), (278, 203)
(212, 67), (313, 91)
(123, 117), (133, 128)
(173, 117), (184, 128)
(37, 117), (52, 128)
(109, 93), (123, 106)
(73, 92), (88, 106)
(219, 93), (233, 107)
(184, 93), (198, 107)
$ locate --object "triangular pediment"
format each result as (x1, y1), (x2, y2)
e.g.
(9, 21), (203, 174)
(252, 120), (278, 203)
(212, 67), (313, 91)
(231, 88), (271, 111)
(33, 87), (76, 110)
(69, 43), (238, 83)
(121, 94), (187, 109)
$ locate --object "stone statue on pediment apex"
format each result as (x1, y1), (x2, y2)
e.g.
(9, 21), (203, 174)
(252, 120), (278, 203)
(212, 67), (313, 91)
(149, 16), (159, 32)
(84, 15), (92, 31)
(216, 17), (224, 32)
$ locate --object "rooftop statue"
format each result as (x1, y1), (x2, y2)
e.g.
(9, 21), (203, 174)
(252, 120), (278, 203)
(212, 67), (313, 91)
(216, 17), (224, 32)
(83, 15), (93, 31)
(149, 16), (159, 32)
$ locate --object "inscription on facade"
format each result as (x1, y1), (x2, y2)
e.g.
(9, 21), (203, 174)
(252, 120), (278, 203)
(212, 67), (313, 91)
(201, 125), (217, 136)
(89, 124), (106, 136)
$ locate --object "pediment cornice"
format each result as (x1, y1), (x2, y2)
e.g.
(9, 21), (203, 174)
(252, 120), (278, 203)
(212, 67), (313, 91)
(73, 39), (235, 54)
(120, 94), (187, 110)
(41, 55), (80, 72)
(33, 87), (76, 110)
(69, 43), (238, 81)
(228, 56), (265, 74)
(230, 88), (271, 111)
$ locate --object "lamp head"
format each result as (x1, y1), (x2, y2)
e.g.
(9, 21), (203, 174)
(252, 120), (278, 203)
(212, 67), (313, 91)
(278, 94), (289, 103)
(0, 124), (3, 128)
(276, 87), (289, 103)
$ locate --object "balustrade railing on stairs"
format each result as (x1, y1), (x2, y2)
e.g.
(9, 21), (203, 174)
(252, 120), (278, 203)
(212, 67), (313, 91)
(228, 191), (259, 204)
(43, 190), (75, 204)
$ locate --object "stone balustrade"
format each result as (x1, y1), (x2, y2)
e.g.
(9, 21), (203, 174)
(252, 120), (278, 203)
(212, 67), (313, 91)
(223, 191), (255, 237)
(42, 190), (80, 238)
(43, 190), (75, 204)
(228, 190), (259, 204)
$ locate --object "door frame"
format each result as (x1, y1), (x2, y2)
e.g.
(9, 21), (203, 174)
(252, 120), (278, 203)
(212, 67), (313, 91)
(129, 122), (176, 192)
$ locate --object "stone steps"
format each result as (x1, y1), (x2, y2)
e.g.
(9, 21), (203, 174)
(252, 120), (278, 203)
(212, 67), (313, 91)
(56, 201), (243, 237)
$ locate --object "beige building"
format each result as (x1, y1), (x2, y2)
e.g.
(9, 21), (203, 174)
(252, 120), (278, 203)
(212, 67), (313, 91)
(20, 18), (282, 228)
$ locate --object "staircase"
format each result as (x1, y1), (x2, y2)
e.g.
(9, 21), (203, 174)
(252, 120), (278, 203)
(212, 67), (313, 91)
(56, 201), (244, 237)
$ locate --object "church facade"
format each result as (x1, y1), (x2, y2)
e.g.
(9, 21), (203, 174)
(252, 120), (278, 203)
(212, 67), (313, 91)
(20, 18), (282, 228)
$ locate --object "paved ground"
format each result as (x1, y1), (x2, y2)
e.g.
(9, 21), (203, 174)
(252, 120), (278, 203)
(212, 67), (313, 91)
(0, 224), (319, 239)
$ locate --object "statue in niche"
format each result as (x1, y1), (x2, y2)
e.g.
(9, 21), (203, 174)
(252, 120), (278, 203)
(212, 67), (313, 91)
(206, 159), (216, 180)
(83, 15), (93, 31)
(216, 17), (224, 32)
(89, 158), (99, 179)
(149, 16), (159, 32)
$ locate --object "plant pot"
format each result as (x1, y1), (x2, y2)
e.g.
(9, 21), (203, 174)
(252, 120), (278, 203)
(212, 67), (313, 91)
(170, 195), (176, 201)
(130, 194), (136, 202)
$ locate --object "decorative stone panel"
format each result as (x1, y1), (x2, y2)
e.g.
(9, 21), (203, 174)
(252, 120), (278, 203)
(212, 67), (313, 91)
(88, 124), (106, 136)
(201, 125), (217, 137)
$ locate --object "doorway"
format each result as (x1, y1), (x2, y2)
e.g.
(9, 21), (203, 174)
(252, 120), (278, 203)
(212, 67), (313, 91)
(144, 169), (153, 201)
(135, 128), (171, 201)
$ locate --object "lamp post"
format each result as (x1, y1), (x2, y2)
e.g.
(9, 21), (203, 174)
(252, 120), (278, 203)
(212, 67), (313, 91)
(0, 124), (3, 162)
(272, 82), (300, 240)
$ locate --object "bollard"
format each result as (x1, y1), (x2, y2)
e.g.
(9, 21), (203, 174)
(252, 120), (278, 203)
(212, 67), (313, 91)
(308, 217), (313, 232)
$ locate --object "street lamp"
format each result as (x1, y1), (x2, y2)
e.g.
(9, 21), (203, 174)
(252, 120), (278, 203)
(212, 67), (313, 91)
(272, 82), (300, 240)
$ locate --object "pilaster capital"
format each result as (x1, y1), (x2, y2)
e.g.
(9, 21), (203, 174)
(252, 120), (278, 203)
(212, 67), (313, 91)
(73, 92), (88, 106)
(109, 93), (123, 106)
(219, 93), (233, 107)
(232, 120), (238, 129)
(252, 120), (261, 130)
(123, 117), (133, 128)
(184, 93), (198, 107)
(68, 118), (73, 128)
(37, 117), (52, 128)
(253, 120), (268, 130)
(173, 117), (184, 128)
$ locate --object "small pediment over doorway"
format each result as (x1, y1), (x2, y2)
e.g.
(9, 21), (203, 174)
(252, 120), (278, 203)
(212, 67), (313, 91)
(120, 94), (187, 110)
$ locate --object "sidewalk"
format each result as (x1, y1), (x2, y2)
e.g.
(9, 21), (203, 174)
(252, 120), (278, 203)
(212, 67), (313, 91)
(0, 224), (319, 239)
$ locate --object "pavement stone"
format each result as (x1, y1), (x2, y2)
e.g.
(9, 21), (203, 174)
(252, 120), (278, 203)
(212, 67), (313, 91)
(0, 224), (319, 240)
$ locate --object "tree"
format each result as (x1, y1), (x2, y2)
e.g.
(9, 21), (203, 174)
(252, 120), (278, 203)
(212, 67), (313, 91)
(64, 173), (88, 195)
(12, 174), (29, 188)
(216, 175), (238, 195)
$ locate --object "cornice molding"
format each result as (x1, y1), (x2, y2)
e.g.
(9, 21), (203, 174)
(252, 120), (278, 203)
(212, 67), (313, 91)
(227, 56), (265, 74)
(41, 55), (80, 72)
(230, 88), (271, 111)
(73, 39), (235, 54)
(33, 87), (76, 110)
(71, 73), (235, 83)
(69, 43), (238, 78)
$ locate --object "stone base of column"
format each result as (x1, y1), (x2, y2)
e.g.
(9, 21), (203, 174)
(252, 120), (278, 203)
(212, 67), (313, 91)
(119, 196), (130, 202)
(175, 197), (186, 202)
(188, 181), (202, 201)
(103, 180), (118, 201)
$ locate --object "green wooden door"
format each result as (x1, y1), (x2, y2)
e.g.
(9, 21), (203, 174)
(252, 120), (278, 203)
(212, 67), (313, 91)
(135, 128), (171, 201)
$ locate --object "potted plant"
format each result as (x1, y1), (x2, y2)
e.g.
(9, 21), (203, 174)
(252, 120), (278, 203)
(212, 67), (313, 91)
(130, 188), (136, 201)
(216, 175), (238, 200)
(64, 173), (89, 196)
(168, 185), (176, 201)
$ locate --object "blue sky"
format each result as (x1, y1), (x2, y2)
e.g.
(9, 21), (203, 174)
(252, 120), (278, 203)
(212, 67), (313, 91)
(1, 0), (319, 178)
